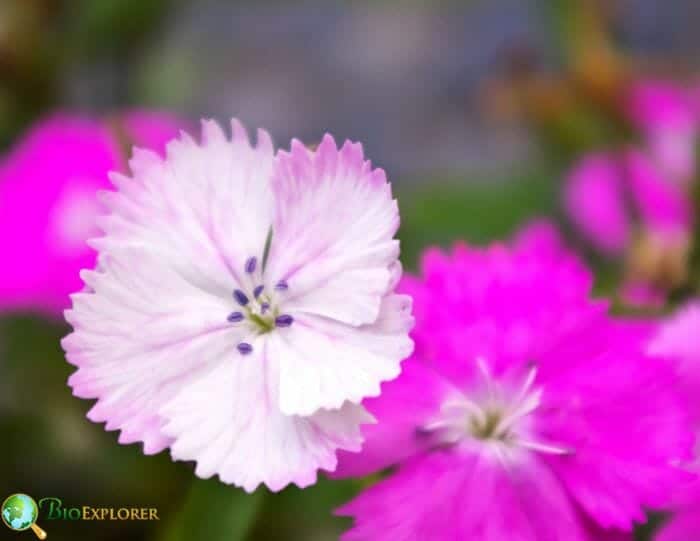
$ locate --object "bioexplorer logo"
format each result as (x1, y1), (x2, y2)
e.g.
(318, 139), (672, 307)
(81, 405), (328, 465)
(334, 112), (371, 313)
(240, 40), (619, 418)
(2, 493), (160, 538)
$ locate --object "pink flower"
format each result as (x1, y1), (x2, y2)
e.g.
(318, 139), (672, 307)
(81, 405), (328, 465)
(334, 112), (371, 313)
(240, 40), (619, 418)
(563, 153), (630, 255)
(618, 281), (666, 309)
(649, 301), (700, 541)
(62, 119), (413, 492)
(564, 152), (691, 257)
(334, 224), (691, 541)
(626, 81), (698, 184)
(564, 150), (692, 306)
(0, 111), (183, 316)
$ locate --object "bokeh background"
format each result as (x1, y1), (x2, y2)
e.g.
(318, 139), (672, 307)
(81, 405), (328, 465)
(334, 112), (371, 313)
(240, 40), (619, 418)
(1, 1), (699, 539)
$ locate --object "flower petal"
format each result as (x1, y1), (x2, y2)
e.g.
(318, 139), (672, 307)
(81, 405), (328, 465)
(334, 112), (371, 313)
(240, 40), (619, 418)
(655, 511), (700, 541)
(160, 339), (373, 492)
(563, 153), (630, 255)
(119, 110), (187, 158)
(626, 81), (697, 183)
(266, 134), (400, 326)
(272, 294), (414, 416)
(624, 149), (691, 237)
(540, 322), (693, 530)
(0, 114), (119, 314)
(332, 359), (453, 479)
(63, 247), (243, 454)
(338, 451), (593, 541)
(96, 119), (274, 295)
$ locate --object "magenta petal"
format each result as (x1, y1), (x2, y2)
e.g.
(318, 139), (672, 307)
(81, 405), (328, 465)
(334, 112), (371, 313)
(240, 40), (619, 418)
(564, 153), (631, 255)
(399, 224), (596, 385)
(650, 300), (700, 423)
(0, 111), (187, 317)
(338, 451), (595, 541)
(0, 113), (120, 315)
(542, 321), (693, 530)
(626, 81), (697, 183)
(120, 109), (187, 158)
(619, 280), (667, 309)
(332, 360), (453, 479)
(626, 81), (697, 133)
(655, 511), (700, 541)
(624, 149), (691, 236)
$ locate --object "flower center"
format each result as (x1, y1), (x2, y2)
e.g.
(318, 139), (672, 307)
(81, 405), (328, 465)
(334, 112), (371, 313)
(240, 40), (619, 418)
(226, 256), (294, 355)
(421, 359), (571, 461)
(469, 409), (507, 441)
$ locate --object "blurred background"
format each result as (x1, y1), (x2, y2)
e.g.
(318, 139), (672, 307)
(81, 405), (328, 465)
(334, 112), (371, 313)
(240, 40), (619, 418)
(1, 1), (699, 539)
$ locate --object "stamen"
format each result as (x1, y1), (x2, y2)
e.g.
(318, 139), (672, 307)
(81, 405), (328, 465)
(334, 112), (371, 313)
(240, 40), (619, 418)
(233, 289), (249, 306)
(516, 438), (573, 456)
(476, 357), (495, 400)
(495, 390), (542, 435)
(513, 364), (539, 405)
(253, 285), (264, 298)
(227, 311), (244, 323)
(261, 302), (270, 314)
(275, 280), (288, 291)
(245, 257), (257, 274)
(441, 398), (486, 424)
(275, 314), (294, 327)
(237, 342), (253, 355)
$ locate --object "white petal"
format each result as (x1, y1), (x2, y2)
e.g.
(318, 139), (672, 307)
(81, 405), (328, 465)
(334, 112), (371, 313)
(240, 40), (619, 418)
(63, 247), (248, 454)
(274, 294), (414, 416)
(266, 135), (400, 326)
(160, 338), (373, 492)
(100, 119), (274, 294)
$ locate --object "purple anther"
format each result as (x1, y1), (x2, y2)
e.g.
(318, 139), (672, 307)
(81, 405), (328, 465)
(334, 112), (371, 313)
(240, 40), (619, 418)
(261, 302), (270, 314)
(233, 289), (249, 306)
(237, 342), (253, 355)
(253, 285), (264, 298)
(274, 280), (288, 291)
(245, 257), (257, 274)
(227, 311), (244, 323)
(275, 314), (294, 327)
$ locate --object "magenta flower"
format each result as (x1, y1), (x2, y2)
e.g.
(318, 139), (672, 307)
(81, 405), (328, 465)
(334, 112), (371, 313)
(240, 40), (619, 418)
(626, 81), (698, 184)
(334, 223), (691, 541)
(62, 120), (413, 492)
(649, 301), (700, 541)
(565, 151), (691, 256)
(0, 111), (183, 316)
(564, 153), (631, 255)
(564, 150), (692, 307)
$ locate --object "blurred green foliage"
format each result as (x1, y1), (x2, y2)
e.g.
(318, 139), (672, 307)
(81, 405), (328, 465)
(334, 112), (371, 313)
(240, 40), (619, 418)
(397, 165), (559, 269)
(0, 0), (176, 148)
(64, 0), (175, 57)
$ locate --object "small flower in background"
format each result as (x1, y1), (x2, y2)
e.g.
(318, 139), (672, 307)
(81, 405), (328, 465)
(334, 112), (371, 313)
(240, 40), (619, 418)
(649, 301), (700, 541)
(0, 111), (183, 316)
(563, 103), (695, 308)
(333, 223), (692, 541)
(62, 119), (414, 492)
(626, 81), (698, 186)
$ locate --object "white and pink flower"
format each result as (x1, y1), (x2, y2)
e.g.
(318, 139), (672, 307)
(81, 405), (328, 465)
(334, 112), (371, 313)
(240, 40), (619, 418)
(62, 119), (413, 492)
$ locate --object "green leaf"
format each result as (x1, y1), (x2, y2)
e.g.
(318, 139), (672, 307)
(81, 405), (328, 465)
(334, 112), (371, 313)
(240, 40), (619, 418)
(158, 479), (264, 541)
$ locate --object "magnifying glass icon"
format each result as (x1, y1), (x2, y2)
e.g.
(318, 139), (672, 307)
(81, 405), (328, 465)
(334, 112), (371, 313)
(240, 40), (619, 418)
(2, 494), (48, 539)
